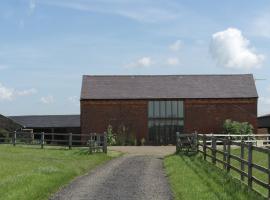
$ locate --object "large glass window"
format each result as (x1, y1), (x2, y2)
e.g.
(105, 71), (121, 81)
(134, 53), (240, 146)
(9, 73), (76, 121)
(148, 100), (184, 145)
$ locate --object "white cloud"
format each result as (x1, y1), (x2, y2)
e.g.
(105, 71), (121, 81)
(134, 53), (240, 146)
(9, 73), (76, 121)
(167, 57), (179, 66)
(68, 96), (79, 106)
(17, 88), (37, 96)
(210, 28), (264, 69)
(169, 40), (182, 51)
(0, 83), (37, 101)
(40, 95), (54, 104)
(125, 57), (153, 68)
(0, 83), (14, 100)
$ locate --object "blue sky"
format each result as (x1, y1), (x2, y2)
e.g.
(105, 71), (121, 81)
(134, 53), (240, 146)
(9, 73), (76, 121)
(0, 0), (269, 116)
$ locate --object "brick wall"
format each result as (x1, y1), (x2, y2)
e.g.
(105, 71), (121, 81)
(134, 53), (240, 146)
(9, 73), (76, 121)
(184, 98), (258, 134)
(81, 98), (258, 144)
(81, 100), (148, 141)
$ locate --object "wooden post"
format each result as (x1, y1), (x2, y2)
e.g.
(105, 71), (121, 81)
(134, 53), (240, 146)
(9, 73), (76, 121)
(227, 139), (231, 173)
(203, 135), (206, 160)
(89, 139), (93, 154)
(240, 140), (245, 181)
(13, 131), (16, 146)
(41, 132), (44, 149)
(194, 132), (198, 153)
(176, 132), (180, 153)
(247, 142), (253, 188)
(103, 132), (107, 154)
(212, 136), (216, 165)
(68, 133), (72, 150)
(268, 150), (270, 199)
(223, 139), (227, 169)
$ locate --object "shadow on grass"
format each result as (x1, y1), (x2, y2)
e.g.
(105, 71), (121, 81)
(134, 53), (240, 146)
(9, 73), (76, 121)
(177, 153), (265, 200)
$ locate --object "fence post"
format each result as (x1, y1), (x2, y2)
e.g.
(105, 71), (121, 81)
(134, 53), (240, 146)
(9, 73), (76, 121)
(268, 150), (270, 199)
(267, 150), (270, 199)
(89, 134), (93, 154)
(41, 132), (44, 149)
(203, 134), (206, 160)
(227, 138), (231, 173)
(13, 131), (17, 146)
(240, 140), (245, 181)
(212, 136), (216, 165)
(68, 133), (72, 150)
(247, 142), (253, 188)
(194, 131), (198, 153)
(223, 139), (227, 169)
(176, 132), (180, 153)
(103, 132), (107, 154)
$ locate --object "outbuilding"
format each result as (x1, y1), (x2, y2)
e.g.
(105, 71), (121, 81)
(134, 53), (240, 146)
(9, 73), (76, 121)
(80, 74), (258, 145)
(258, 114), (270, 134)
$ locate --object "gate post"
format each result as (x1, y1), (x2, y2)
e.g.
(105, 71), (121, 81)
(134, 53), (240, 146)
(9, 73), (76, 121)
(103, 132), (107, 154)
(13, 131), (17, 146)
(203, 134), (206, 160)
(176, 132), (180, 153)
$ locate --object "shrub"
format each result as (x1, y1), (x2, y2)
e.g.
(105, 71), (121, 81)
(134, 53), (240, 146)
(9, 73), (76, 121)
(106, 125), (116, 146)
(223, 119), (254, 140)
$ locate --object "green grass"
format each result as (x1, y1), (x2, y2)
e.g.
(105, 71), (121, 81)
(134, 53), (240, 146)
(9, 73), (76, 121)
(164, 153), (265, 200)
(0, 145), (121, 200)
(212, 148), (270, 197)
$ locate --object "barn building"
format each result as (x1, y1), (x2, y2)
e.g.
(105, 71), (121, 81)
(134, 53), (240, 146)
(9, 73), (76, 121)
(80, 74), (258, 145)
(258, 114), (270, 134)
(9, 115), (80, 143)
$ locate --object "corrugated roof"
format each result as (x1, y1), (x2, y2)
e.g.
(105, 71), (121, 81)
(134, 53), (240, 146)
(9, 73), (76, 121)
(9, 115), (80, 128)
(81, 74), (258, 100)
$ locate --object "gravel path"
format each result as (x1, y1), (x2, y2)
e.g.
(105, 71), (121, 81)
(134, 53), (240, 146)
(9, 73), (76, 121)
(51, 155), (173, 200)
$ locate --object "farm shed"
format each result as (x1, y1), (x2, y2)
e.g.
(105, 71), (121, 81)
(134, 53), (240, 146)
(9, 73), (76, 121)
(80, 74), (258, 145)
(0, 114), (22, 134)
(9, 115), (80, 143)
(258, 114), (270, 134)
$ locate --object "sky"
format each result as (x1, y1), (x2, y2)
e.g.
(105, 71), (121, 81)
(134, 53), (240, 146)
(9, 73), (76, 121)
(0, 0), (269, 116)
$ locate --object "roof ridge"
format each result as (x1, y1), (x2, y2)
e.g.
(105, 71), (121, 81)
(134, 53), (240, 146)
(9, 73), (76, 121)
(83, 74), (253, 77)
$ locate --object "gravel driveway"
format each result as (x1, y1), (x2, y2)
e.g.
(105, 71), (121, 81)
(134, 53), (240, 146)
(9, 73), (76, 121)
(51, 149), (173, 200)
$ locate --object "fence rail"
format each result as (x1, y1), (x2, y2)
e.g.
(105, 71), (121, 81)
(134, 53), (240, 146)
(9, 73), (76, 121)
(195, 134), (270, 198)
(0, 131), (107, 153)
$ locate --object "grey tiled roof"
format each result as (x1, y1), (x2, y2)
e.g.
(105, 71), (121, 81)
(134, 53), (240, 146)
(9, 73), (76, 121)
(81, 74), (258, 100)
(9, 115), (80, 128)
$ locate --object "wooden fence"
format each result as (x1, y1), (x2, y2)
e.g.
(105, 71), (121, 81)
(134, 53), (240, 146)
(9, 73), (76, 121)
(196, 134), (270, 198)
(0, 131), (107, 153)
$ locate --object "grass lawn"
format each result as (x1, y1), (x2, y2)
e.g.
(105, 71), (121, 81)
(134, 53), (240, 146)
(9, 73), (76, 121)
(0, 145), (120, 200)
(164, 153), (265, 200)
(213, 148), (270, 197)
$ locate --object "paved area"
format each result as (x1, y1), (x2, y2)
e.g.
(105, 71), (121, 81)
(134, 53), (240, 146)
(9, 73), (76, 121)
(51, 147), (174, 200)
(108, 146), (176, 158)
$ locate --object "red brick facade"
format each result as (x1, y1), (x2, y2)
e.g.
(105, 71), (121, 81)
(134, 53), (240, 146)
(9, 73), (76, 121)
(81, 98), (258, 144)
(81, 100), (148, 140)
(184, 98), (257, 134)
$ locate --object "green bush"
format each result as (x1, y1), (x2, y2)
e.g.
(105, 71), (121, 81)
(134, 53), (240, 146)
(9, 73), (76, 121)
(223, 119), (254, 140)
(106, 125), (116, 146)
(108, 124), (138, 146)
